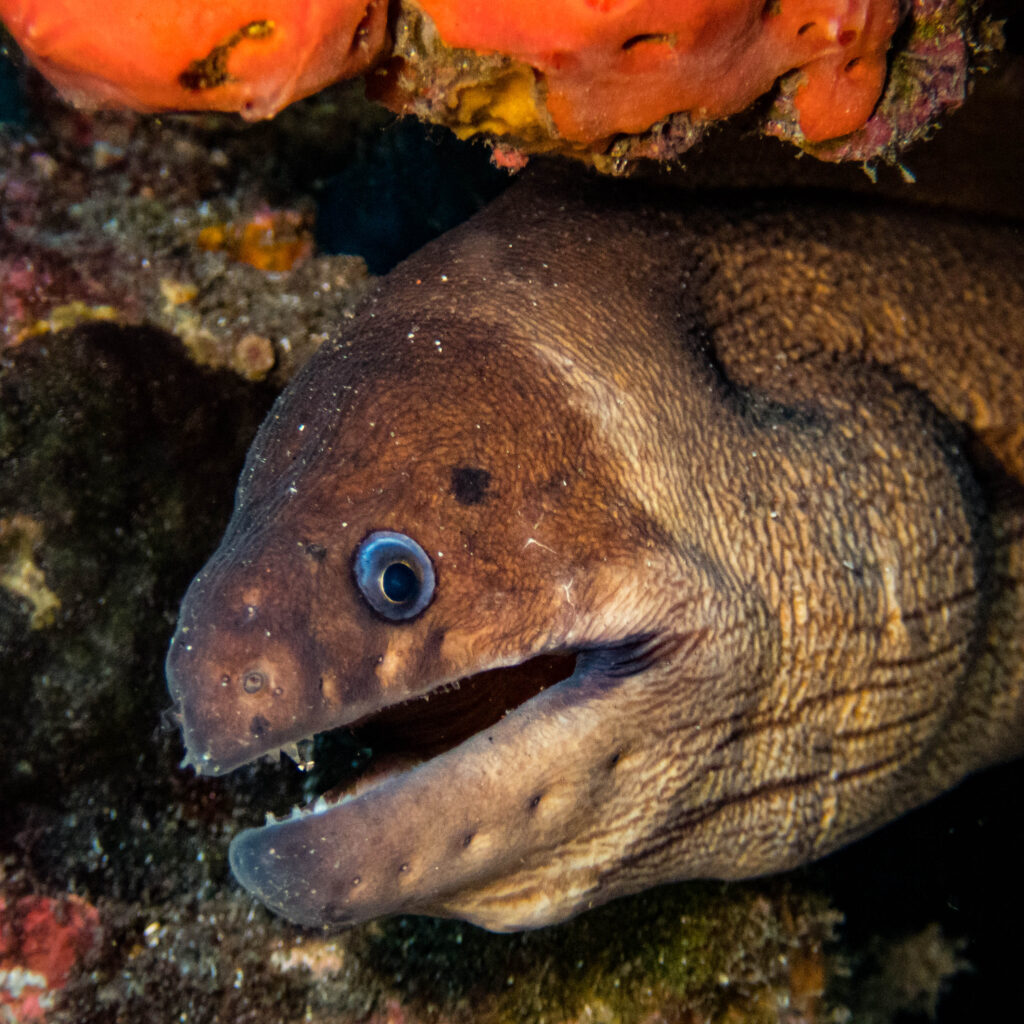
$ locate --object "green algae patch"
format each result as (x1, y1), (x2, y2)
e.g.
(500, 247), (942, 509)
(345, 881), (840, 1023)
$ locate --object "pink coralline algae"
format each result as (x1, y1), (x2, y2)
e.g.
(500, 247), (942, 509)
(0, 894), (102, 1021)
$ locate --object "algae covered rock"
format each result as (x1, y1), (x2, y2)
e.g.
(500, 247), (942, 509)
(0, 323), (273, 887)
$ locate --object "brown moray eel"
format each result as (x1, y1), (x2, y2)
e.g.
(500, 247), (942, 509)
(166, 172), (1024, 932)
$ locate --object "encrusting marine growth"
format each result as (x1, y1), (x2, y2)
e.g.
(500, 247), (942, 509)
(0, 1), (992, 164)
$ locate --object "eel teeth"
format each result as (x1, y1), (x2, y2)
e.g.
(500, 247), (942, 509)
(296, 738), (316, 771)
(265, 804), (311, 825)
(279, 740), (316, 771)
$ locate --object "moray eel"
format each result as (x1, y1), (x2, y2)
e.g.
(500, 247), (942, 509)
(166, 173), (1024, 932)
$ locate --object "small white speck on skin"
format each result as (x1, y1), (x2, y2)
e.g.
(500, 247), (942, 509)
(524, 536), (552, 553)
(298, 424), (305, 431)
(440, 274), (448, 282)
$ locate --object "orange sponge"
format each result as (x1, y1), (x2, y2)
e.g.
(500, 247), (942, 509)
(0, 0), (388, 120)
(0, 0), (900, 144)
(416, 0), (899, 144)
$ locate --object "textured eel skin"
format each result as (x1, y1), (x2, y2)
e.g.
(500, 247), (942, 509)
(166, 173), (1024, 932)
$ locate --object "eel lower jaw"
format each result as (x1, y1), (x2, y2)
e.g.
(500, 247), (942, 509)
(226, 653), (610, 928)
(224, 636), (665, 928)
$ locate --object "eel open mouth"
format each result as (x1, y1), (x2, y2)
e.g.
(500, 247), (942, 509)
(223, 649), (590, 927)
(223, 635), (660, 928)
(295, 651), (580, 810)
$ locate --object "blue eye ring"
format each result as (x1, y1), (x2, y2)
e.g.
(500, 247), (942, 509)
(353, 531), (435, 621)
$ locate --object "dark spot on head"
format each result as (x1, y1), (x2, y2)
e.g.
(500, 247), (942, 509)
(608, 750), (623, 769)
(528, 793), (543, 811)
(462, 832), (475, 848)
(450, 465), (492, 506)
(305, 541), (327, 562)
(249, 714), (271, 738)
(399, 862), (410, 874)
(242, 670), (266, 693)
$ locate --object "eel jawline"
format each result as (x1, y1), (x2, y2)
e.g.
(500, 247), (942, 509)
(227, 645), (646, 929)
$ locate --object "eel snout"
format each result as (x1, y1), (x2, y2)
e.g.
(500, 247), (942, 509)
(165, 536), (344, 775)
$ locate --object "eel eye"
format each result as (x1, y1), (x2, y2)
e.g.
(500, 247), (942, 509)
(353, 531), (435, 620)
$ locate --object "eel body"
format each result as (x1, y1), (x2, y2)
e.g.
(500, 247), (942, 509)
(166, 174), (1024, 931)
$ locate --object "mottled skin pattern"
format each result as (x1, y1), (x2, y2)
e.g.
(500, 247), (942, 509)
(166, 174), (1024, 932)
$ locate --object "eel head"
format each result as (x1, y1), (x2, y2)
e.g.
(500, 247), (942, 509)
(165, 306), (737, 932)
